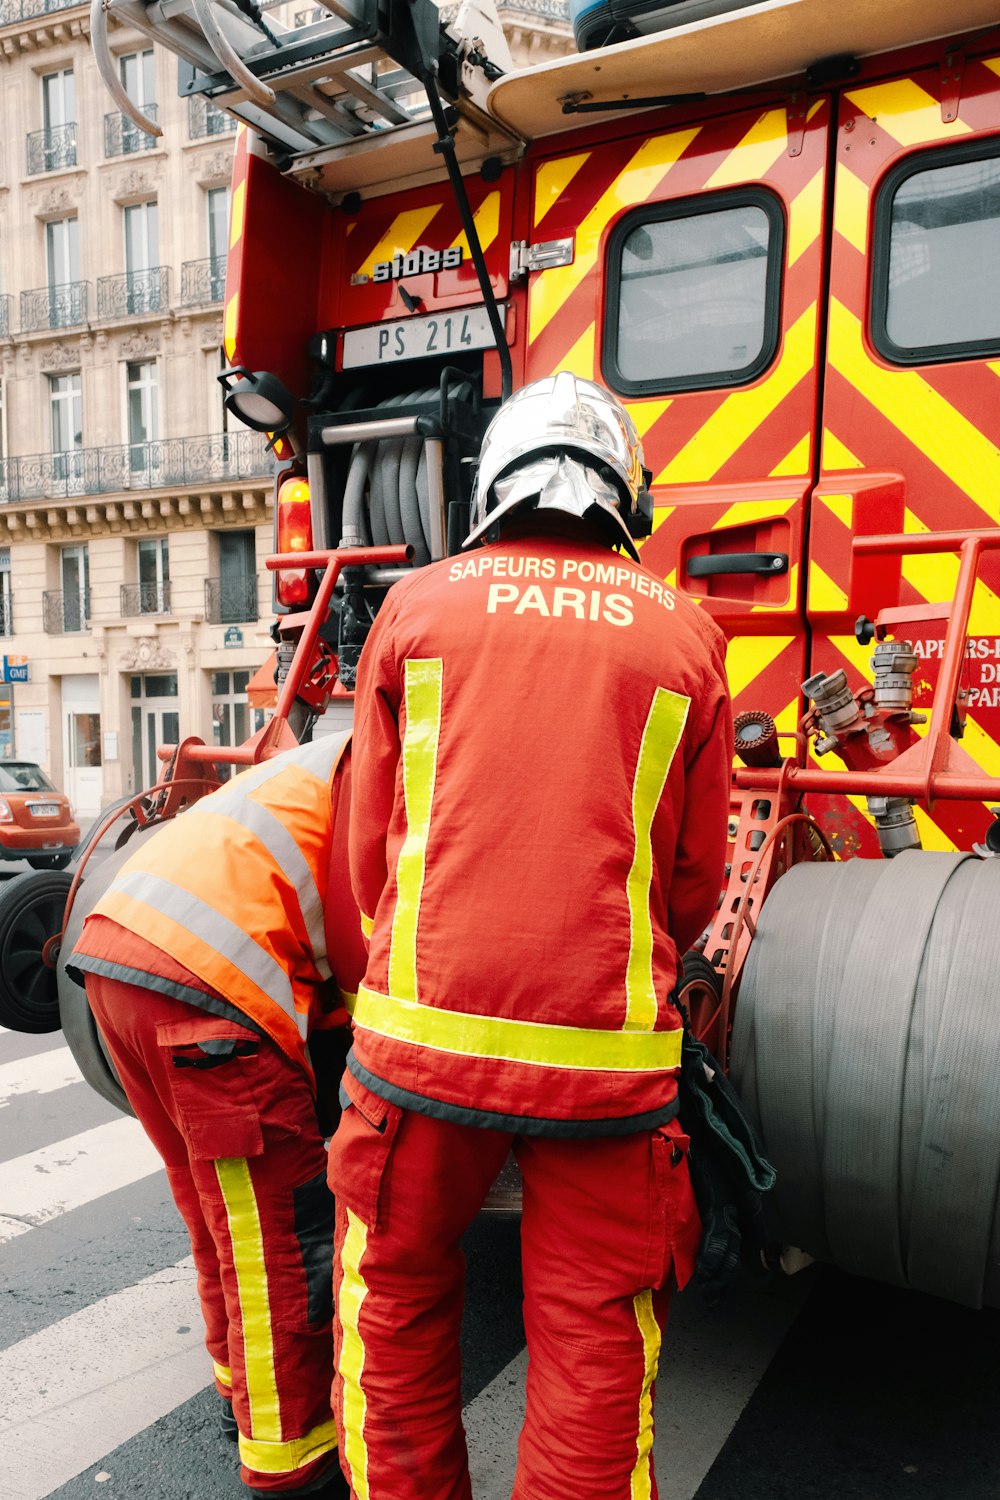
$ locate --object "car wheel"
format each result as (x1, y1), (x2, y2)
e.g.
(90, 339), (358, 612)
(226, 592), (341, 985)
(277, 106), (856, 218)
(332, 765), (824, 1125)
(26, 854), (72, 871)
(0, 870), (73, 1033)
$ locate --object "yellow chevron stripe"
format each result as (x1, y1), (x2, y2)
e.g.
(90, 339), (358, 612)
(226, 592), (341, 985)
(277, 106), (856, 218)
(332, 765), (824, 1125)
(713, 495), (797, 530)
(832, 164), (869, 256)
(963, 713), (1000, 779)
(773, 697), (799, 735)
(830, 634), (874, 682)
(818, 493), (853, 528)
(356, 206), (442, 278)
(230, 179), (246, 250)
(808, 561), (848, 612)
(900, 509), (1000, 633)
(534, 153), (591, 228)
(559, 320), (596, 377)
(725, 635), (795, 700)
(988, 361), (1000, 378)
(628, 399), (672, 438)
(649, 504), (675, 534)
(828, 299), (1000, 508)
(845, 79), (970, 146)
(787, 169), (824, 267)
(912, 806), (957, 853)
(654, 305), (816, 485)
(705, 104), (822, 190)
(529, 128), (700, 345)
(450, 192), (500, 257)
(821, 429), (863, 470)
(224, 296), (238, 363)
(770, 436), (811, 476)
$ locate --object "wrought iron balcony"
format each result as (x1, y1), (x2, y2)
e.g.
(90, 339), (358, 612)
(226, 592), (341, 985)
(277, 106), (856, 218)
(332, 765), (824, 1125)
(0, 295), (11, 337)
(2, 430), (272, 501)
(205, 574), (259, 625)
(188, 94), (238, 139)
(180, 256), (226, 307)
(1, 0), (83, 23)
(121, 579), (171, 616)
(26, 122), (77, 175)
(43, 587), (90, 635)
(0, 594), (12, 636)
(96, 267), (169, 319)
(104, 105), (158, 157)
(20, 281), (88, 331)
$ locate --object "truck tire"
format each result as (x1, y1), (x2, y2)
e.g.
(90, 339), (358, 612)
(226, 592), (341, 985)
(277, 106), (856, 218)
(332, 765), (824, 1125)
(0, 870), (73, 1033)
(731, 851), (1000, 1309)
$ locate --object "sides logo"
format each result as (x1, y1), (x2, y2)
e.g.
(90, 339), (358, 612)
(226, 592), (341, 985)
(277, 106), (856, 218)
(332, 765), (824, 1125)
(371, 247), (464, 283)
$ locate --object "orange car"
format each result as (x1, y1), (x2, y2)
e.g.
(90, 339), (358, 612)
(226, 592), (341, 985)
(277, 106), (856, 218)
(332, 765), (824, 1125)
(0, 761), (80, 870)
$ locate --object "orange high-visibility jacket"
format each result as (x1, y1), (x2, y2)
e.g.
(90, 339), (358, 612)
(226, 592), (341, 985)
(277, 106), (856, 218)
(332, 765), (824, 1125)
(72, 734), (366, 1075)
(348, 529), (734, 1133)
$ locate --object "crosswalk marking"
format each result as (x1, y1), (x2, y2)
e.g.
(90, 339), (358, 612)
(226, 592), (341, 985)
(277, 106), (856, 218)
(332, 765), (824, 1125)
(0, 1117), (163, 1243)
(0, 1044), (86, 1107)
(0, 1257), (210, 1500)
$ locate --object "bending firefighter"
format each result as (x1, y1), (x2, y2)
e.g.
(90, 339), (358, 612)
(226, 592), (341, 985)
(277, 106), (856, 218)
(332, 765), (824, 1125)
(331, 374), (734, 1500)
(70, 734), (364, 1500)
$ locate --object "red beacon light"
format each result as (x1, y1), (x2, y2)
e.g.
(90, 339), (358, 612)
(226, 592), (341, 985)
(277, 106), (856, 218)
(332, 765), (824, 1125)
(275, 476), (313, 607)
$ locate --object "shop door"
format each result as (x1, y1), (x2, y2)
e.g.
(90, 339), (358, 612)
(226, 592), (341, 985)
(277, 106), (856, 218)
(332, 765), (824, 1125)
(814, 49), (1000, 854)
(130, 673), (179, 791)
(62, 673), (101, 817)
(523, 96), (832, 732)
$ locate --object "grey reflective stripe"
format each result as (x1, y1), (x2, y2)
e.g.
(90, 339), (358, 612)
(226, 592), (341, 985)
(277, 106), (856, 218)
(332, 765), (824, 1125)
(114, 868), (307, 1038)
(206, 731), (349, 813)
(224, 798), (328, 972)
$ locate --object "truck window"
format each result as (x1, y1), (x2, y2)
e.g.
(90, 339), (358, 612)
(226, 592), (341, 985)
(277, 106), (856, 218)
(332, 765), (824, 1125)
(603, 189), (784, 397)
(871, 141), (1000, 366)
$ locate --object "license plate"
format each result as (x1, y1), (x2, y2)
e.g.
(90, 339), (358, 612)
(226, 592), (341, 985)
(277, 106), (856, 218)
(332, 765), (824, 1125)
(29, 803), (59, 818)
(342, 306), (501, 368)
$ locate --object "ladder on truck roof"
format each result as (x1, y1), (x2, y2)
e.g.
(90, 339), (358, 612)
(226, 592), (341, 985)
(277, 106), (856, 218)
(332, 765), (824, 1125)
(90, 0), (518, 173)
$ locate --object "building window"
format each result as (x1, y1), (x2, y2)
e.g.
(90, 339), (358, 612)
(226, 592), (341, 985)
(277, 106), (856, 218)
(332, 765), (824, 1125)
(49, 373), (83, 487)
(132, 536), (170, 615)
(33, 68), (76, 173)
(130, 672), (179, 791)
(0, 549), (11, 636)
(45, 217), (83, 327)
(871, 141), (1000, 365)
(126, 360), (158, 473)
(44, 542), (90, 634)
(207, 186), (230, 300)
(106, 49), (158, 154)
(123, 200), (161, 312)
(120, 49), (155, 110)
(206, 530), (258, 623)
(603, 190), (784, 396)
(212, 669), (267, 779)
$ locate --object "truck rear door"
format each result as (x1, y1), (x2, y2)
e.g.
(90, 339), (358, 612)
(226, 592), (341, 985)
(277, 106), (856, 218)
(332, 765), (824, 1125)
(522, 97), (832, 734)
(813, 44), (1000, 852)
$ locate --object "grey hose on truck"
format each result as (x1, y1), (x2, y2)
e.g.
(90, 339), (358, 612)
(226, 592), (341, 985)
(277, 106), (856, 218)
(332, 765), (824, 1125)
(731, 851), (1000, 1309)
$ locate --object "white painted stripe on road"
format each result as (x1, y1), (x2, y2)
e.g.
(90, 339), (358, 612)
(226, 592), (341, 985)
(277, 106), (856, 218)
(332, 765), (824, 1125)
(0, 1117), (163, 1243)
(0, 1044), (85, 1106)
(0, 1256), (211, 1500)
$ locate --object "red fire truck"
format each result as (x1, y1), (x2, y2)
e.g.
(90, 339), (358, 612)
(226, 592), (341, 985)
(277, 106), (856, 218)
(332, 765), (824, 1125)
(9, 0), (1000, 1307)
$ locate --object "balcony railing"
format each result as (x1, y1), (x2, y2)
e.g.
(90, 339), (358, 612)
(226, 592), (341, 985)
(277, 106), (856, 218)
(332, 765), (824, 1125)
(43, 587), (90, 634)
(205, 574), (258, 624)
(180, 256), (226, 307)
(0, 594), (12, 636)
(26, 122), (77, 175)
(121, 579), (171, 616)
(1, 0), (84, 23)
(0, 295), (11, 337)
(96, 267), (170, 319)
(104, 104), (159, 157)
(1, 430), (272, 501)
(20, 281), (88, 331)
(188, 94), (239, 139)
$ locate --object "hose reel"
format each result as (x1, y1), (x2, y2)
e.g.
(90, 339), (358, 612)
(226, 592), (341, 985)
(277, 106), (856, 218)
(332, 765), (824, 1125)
(731, 852), (1000, 1309)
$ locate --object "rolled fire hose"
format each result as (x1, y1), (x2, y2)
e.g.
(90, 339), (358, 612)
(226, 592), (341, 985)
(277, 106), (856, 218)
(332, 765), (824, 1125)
(731, 851), (1000, 1309)
(340, 385), (473, 565)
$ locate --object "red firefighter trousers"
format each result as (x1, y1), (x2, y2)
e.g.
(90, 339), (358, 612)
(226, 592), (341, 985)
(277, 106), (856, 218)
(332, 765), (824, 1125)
(86, 975), (340, 1496)
(327, 1079), (701, 1500)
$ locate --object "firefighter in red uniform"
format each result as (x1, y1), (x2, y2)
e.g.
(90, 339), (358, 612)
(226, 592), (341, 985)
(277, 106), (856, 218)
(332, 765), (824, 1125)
(70, 733), (364, 1500)
(330, 373), (734, 1500)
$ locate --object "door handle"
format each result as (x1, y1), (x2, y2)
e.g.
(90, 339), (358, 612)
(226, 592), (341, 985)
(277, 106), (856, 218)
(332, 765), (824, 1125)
(686, 552), (788, 578)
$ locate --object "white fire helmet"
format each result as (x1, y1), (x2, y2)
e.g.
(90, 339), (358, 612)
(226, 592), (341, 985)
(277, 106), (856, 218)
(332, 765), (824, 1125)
(464, 373), (649, 561)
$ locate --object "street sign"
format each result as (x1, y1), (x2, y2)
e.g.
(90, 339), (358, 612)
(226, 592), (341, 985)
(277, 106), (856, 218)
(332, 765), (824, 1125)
(2, 656), (28, 683)
(223, 628), (244, 649)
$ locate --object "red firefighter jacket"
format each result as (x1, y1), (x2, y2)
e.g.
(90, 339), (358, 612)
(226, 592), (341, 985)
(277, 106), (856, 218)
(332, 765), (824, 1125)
(348, 527), (733, 1133)
(72, 735), (367, 1077)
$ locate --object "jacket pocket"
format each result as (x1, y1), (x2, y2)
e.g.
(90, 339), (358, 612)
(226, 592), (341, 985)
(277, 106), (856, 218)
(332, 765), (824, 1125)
(652, 1116), (702, 1292)
(157, 1018), (266, 1162)
(326, 1076), (403, 1232)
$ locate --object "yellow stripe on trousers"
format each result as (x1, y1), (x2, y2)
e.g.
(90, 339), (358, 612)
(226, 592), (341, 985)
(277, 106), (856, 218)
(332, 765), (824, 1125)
(388, 658), (443, 1004)
(339, 1208), (371, 1500)
(630, 1290), (662, 1500)
(625, 688), (690, 1031)
(216, 1158), (338, 1476)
